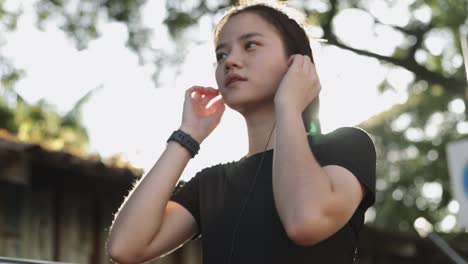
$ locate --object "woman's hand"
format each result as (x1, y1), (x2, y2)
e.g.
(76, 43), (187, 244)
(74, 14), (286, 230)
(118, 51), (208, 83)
(274, 54), (321, 113)
(180, 86), (225, 143)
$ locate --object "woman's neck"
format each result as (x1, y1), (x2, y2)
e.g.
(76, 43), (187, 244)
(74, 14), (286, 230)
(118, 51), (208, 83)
(243, 104), (276, 158)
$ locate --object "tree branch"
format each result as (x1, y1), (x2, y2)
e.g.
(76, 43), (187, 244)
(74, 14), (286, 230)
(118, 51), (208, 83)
(319, 0), (465, 94)
(326, 33), (466, 92)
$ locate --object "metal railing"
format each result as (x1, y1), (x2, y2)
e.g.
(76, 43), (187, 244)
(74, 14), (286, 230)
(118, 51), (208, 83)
(0, 257), (74, 264)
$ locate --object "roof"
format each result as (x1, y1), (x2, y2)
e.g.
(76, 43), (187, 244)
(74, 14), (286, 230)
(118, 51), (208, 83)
(0, 133), (141, 192)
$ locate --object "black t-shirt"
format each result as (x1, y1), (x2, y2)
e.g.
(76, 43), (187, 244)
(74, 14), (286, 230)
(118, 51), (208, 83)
(170, 127), (376, 264)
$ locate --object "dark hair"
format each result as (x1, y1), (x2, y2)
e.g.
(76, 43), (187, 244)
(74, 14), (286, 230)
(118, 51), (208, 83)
(214, 2), (321, 135)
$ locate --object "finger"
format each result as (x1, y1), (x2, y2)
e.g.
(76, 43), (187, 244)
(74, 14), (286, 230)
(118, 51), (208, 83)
(309, 62), (318, 79)
(292, 54), (302, 68)
(198, 87), (219, 101)
(299, 55), (306, 68)
(195, 87), (207, 97)
(290, 54), (304, 70)
(206, 96), (224, 112)
(200, 94), (212, 105)
(192, 90), (201, 99)
(214, 99), (226, 115)
(216, 99), (226, 114)
(200, 92), (220, 106)
(308, 58), (320, 79)
(205, 87), (220, 94)
(185, 86), (196, 100)
(288, 54), (299, 67)
(186, 86), (203, 100)
(187, 85), (205, 93)
(303, 55), (312, 72)
(202, 89), (220, 99)
(287, 55), (295, 67)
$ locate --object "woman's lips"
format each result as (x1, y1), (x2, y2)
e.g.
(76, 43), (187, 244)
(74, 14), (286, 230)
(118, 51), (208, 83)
(225, 74), (247, 87)
(226, 79), (245, 87)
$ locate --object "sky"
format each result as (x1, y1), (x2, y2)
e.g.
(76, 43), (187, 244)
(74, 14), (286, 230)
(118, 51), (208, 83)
(2, 0), (417, 181)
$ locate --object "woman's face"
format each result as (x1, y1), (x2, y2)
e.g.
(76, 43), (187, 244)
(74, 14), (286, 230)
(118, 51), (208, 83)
(215, 12), (289, 113)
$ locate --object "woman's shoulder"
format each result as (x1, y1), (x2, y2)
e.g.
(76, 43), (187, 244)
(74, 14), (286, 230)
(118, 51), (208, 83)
(309, 126), (376, 158)
(325, 126), (372, 140)
(194, 159), (238, 180)
(321, 126), (373, 146)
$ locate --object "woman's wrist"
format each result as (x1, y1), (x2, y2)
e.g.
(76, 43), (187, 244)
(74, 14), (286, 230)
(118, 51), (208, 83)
(167, 129), (201, 158)
(178, 125), (205, 144)
(274, 102), (302, 118)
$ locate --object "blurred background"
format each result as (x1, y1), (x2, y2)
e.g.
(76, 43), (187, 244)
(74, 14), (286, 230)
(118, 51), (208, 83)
(0, 0), (468, 263)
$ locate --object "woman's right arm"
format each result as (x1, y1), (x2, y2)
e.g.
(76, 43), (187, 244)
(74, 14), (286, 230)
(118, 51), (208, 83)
(106, 86), (225, 264)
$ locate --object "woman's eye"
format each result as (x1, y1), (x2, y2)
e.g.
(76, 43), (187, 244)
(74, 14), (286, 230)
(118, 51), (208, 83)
(245, 42), (258, 49)
(216, 53), (226, 62)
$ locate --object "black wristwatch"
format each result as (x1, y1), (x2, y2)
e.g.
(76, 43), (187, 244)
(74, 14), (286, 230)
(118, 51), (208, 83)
(167, 129), (200, 158)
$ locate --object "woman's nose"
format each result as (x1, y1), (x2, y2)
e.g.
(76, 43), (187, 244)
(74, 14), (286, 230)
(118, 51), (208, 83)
(224, 49), (242, 72)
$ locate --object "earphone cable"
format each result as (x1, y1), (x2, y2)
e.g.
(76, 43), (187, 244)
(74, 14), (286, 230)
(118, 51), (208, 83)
(226, 120), (276, 264)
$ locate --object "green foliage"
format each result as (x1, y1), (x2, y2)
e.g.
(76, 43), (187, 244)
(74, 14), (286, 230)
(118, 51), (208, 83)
(423, 0), (467, 29)
(0, 0), (21, 31)
(34, 0), (149, 54)
(12, 98), (90, 154)
(0, 81), (94, 155)
(0, 56), (25, 90)
(362, 78), (466, 232)
(0, 99), (16, 132)
(163, 0), (238, 39)
(164, 8), (198, 38)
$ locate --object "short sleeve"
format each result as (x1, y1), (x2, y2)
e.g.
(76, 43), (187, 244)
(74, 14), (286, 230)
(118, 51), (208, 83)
(325, 127), (377, 210)
(170, 174), (202, 240)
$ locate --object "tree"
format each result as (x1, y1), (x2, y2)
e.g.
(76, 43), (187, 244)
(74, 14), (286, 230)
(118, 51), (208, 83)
(0, 88), (93, 155)
(0, 0), (142, 159)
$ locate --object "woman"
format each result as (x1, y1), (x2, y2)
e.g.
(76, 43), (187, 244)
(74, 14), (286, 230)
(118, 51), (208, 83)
(107, 2), (376, 264)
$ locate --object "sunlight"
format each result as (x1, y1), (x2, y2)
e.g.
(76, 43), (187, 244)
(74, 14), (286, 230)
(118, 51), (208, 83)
(425, 112), (444, 139)
(414, 217), (433, 237)
(425, 29), (452, 56)
(387, 68), (415, 92)
(421, 182), (443, 202)
(415, 49), (429, 65)
(316, 44), (407, 132)
(438, 215), (457, 233)
(448, 200), (460, 214)
(302, 0), (330, 13)
(333, 9), (375, 50)
(405, 128), (424, 142)
(364, 207), (376, 223)
(404, 145), (419, 159)
(427, 150), (439, 162)
(3, 0), (20, 12)
(413, 4), (432, 24)
(457, 122), (468, 134)
(448, 98), (466, 114)
(391, 113), (412, 132)
(392, 188), (404, 201)
(367, 0), (411, 27)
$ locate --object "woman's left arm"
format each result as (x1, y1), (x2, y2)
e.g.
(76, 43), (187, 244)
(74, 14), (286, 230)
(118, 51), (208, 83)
(272, 55), (366, 247)
(272, 106), (366, 247)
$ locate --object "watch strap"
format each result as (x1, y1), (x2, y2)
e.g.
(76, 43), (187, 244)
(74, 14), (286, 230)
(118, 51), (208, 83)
(167, 129), (200, 158)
